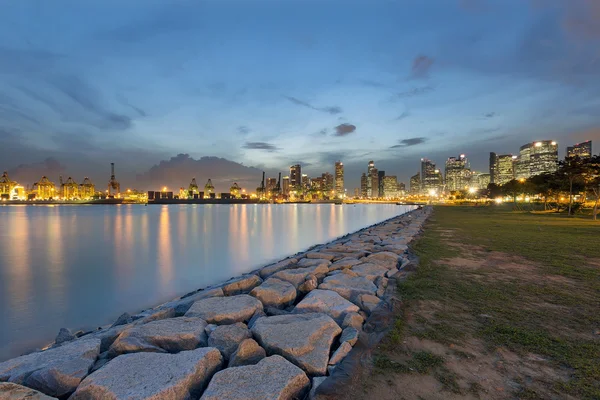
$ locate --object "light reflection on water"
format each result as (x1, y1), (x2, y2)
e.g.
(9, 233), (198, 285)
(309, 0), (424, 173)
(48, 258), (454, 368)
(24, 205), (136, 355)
(0, 203), (414, 361)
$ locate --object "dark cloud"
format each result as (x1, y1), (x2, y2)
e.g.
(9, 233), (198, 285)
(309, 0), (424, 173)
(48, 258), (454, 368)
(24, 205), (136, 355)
(484, 112), (496, 118)
(333, 123), (357, 137)
(283, 95), (343, 115)
(237, 125), (251, 135)
(288, 160), (313, 167)
(410, 55), (434, 79)
(9, 158), (67, 184)
(395, 111), (410, 121)
(242, 141), (280, 152)
(390, 137), (428, 148)
(396, 86), (434, 98)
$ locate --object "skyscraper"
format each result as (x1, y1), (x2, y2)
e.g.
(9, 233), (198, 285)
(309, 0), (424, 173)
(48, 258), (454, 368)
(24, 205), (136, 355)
(382, 175), (399, 198)
(490, 153), (516, 185)
(370, 167), (379, 198)
(421, 158), (441, 193)
(378, 170), (385, 197)
(282, 176), (290, 195)
(290, 164), (301, 189)
(367, 161), (375, 197)
(516, 141), (558, 179)
(266, 178), (277, 193)
(334, 161), (344, 197)
(445, 154), (470, 191)
(322, 172), (334, 193)
(410, 173), (420, 194)
(360, 173), (368, 198)
(566, 141), (592, 159)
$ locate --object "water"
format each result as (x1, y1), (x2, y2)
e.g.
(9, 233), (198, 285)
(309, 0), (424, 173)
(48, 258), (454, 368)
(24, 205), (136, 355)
(0, 203), (414, 361)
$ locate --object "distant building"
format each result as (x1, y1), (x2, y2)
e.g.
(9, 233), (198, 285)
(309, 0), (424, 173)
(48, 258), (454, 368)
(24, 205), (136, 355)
(516, 141), (558, 179)
(266, 178), (277, 193)
(290, 164), (302, 189)
(566, 140), (592, 159)
(282, 176), (290, 195)
(398, 182), (406, 194)
(489, 153), (516, 185)
(334, 161), (344, 197)
(79, 177), (95, 199)
(421, 158), (442, 193)
(360, 173), (368, 198)
(322, 172), (334, 193)
(472, 173), (491, 189)
(410, 173), (420, 194)
(378, 170), (385, 197)
(445, 154), (471, 191)
(301, 174), (310, 192)
(367, 161), (375, 197)
(353, 188), (360, 198)
(382, 175), (399, 198)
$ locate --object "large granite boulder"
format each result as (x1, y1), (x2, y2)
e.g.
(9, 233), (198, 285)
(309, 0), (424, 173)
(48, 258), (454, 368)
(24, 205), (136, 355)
(358, 294), (381, 314)
(364, 252), (400, 269)
(185, 295), (263, 324)
(318, 274), (377, 303)
(340, 327), (359, 346)
(351, 263), (389, 281)
(0, 382), (57, 400)
(329, 257), (362, 271)
(207, 323), (252, 360)
(221, 274), (262, 296)
(298, 274), (318, 295)
(259, 258), (298, 279)
(108, 317), (207, 357)
(294, 289), (359, 324)
(159, 287), (225, 316)
(305, 252), (336, 261)
(308, 377), (327, 400)
(0, 338), (100, 398)
(297, 258), (331, 269)
(251, 313), (341, 376)
(271, 264), (329, 287)
(54, 328), (76, 345)
(228, 339), (266, 367)
(200, 355), (309, 400)
(341, 312), (364, 330)
(250, 278), (297, 308)
(71, 348), (222, 400)
(328, 341), (352, 365)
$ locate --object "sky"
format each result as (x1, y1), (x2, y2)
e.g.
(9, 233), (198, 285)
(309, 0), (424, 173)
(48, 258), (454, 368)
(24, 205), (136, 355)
(1, 0), (600, 191)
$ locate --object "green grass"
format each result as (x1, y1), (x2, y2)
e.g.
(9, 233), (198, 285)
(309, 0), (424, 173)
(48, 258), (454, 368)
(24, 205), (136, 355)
(407, 351), (445, 374)
(387, 205), (600, 399)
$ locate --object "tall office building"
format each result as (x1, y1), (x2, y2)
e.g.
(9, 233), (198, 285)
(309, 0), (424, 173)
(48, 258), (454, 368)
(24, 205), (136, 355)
(377, 170), (385, 197)
(367, 161), (375, 197)
(322, 172), (334, 193)
(382, 175), (399, 198)
(490, 153), (517, 185)
(301, 174), (310, 192)
(290, 165), (302, 189)
(421, 158), (442, 193)
(370, 167), (379, 198)
(266, 178), (277, 193)
(445, 154), (470, 191)
(360, 173), (368, 198)
(410, 173), (420, 194)
(566, 141), (592, 159)
(471, 172), (491, 189)
(334, 161), (344, 197)
(516, 141), (558, 179)
(282, 176), (290, 195)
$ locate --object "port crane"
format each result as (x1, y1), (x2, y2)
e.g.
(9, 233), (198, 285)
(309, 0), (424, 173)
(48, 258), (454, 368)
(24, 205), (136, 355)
(107, 163), (121, 197)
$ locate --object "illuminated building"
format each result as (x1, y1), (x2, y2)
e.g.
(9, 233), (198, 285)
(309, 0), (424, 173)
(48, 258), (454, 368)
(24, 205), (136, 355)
(445, 154), (471, 191)
(360, 173), (368, 198)
(61, 177), (79, 199)
(382, 175), (399, 198)
(421, 158), (442, 193)
(10, 185), (25, 200)
(0, 171), (16, 197)
(366, 161), (375, 197)
(489, 153), (516, 185)
(79, 177), (95, 199)
(334, 161), (344, 197)
(290, 164), (301, 190)
(566, 140), (592, 159)
(398, 182), (406, 196)
(378, 170), (385, 197)
(266, 178), (277, 194)
(282, 176), (290, 195)
(204, 179), (215, 198)
(516, 141), (558, 179)
(311, 177), (324, 192)
(410, 173), (420, 194)
(471, 172), (490, 189)
(34, 176), (56, 199)
(354, 188), (359, 198)
(230, 182), (241, 198)
(301, 174), (310, 192)
(178, 187), (187, 199)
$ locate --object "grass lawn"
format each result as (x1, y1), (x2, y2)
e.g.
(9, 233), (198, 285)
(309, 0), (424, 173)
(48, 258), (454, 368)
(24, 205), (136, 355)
(354, 205), (600, 400)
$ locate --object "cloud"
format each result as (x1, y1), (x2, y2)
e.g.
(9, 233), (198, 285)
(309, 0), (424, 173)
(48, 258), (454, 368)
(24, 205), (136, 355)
(242, 141), (280, 152)
(283, 95), (343, 115)
(333, 123), (357, 137)
(9, 157), (68, 184)
(390, 137), (428, 148)
(237, 125), (251, 135)
(396, 86), (434, 98)
(410, 55), (434, 79)
(395, 111), (410, 121)
(484, 112), (496, 118)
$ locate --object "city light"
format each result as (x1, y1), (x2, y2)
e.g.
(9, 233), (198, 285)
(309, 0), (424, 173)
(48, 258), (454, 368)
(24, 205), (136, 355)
(468, 187), (476, 194)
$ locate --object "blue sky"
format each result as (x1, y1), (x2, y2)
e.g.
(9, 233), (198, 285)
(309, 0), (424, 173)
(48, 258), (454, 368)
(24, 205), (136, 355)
(1, 0), (599, 189)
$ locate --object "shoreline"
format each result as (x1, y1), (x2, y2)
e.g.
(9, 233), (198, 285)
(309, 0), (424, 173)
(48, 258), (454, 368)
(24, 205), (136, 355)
(0, 206), (431, 400)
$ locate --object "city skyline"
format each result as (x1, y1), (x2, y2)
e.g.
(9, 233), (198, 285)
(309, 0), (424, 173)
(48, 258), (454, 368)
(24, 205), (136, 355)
(1, 1), (599, 190)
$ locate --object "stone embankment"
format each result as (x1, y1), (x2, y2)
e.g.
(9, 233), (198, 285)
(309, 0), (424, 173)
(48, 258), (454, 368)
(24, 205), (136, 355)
(0, 207), (431, 400)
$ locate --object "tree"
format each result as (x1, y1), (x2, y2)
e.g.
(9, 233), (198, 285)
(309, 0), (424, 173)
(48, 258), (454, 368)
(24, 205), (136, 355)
(557, 156), (587, 216)
(502, 179), (522, 204)
(583, 155), (600, 220)
(528, 173), (560, 210)
(486, 183), (503, 200)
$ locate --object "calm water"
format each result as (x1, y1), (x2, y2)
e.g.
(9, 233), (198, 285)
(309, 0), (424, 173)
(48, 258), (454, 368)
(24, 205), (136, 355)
(0, 204), (414, 361)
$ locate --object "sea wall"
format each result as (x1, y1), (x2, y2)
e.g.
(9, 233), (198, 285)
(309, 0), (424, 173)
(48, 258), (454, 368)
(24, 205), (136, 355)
(0, 206), (432, 400)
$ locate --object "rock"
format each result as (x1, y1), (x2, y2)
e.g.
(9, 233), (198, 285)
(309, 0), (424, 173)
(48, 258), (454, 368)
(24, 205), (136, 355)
(0, 338), (100, 398)
(110, 312), (133, 328)
(327, 365), (336, 376)
(221, 274), (263, 296)
(308, 376), (327, 400)
(351, 263), (389, 281)
(251, 313), (342, 376)
(298, 274), (318, 294)
(247, 309), (266, 329)
(297, 258), (331, 268)
(54, 328), (76, 345)
(341, 312), (364, 330)
(250, 278), (296, 308)
(208, 323), (252, 360)
(0, 383), (57, 399)
(319, 274), (377, 303)
(185, 294), (263, 324)
(265, 307), (293, 316)
(328, 341), (353, 365)
(228, 339), (266, 367)
(205, 324), (218, 336)
(272, 264), (329, 287)
(358, 294), (381, 314)
(161, 288), (226, 316)
(364, 252), (400, 269)
(133, 308), (178, 325)
(108, 317), (207, 357)
(375, 276), (388, 298)
(329, 257), (362, 271)
(71, 348), (223, 400)
(340, 327), (359, 346)
(294, 289), (359, 324)
(200, 355), (309, 400)
(306, 252), (336, 261)
(259, 258), (298, 279)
